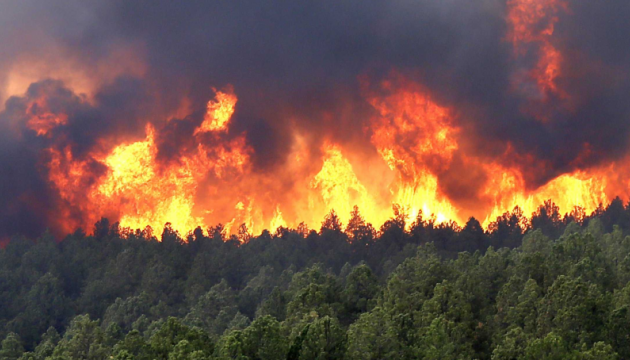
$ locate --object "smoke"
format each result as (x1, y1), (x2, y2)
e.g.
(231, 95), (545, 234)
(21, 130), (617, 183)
(1, 0), (630, 237)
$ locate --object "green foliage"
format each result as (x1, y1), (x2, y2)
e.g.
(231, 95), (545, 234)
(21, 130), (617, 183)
(5, 202), (630, 358)
(184, 280), (237, 337)
(240, 316), (288, 360)
(50, 315), (108, 360)
(346, 307), (399, 359)
(297, 316), (345, 360)
(342, 264), (379, 322)
(112, 330), (151, 360)
(1, 332), (24, 360)
(383, 243), (451, 316)
(149, 318), (213, 359)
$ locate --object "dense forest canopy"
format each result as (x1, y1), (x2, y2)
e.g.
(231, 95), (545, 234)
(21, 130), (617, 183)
(2, 198), (630, 359)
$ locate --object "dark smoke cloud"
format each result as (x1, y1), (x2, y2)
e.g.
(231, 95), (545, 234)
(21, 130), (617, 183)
(1, 0), (630, 236)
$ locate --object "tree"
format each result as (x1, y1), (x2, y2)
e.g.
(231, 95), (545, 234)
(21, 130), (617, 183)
(488, 206), (526, 249)
(93, 218), (111, 240)
(11, 273), (66, 346)
(320, 210), (342, 234)
(531, 200), (563, 239)
(112, 330), (152, 360)
(491, 327), (529, 360)
(457, 217), (487, 253)
(496, 278), (541, 336)
(417, 281), (475, 358)
(382, 244), (451, 315)
(284, 266), (343, 335)
(419, 316), (475, 359)
(29, 327), (60, 360)
(50, 315), (108, 360)
(255, 287), (287, 321)
(297, 316), (346, 360)
(0, 333), (24, 360)
(521, 332), (573, 360)
(344, 206), (375, 248)
(346, 307), (400, 359)
(240, 316), (288, 360)
(102, 292), (153, 332)
(149, 318), (213, 360)
(342, 264), (378, 323)
(214, 330), (247, 360)
(185, 280), (237, 337)
(537, 276), (609, 346)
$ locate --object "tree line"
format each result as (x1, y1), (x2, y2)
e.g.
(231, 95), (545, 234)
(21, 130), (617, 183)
(2, 198), (630, 358)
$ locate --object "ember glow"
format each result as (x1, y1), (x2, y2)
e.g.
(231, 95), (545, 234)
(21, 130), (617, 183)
(1, 0), (630, 239)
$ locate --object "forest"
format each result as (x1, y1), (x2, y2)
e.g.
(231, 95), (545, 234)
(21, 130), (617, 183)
(2, 199), (630, 359)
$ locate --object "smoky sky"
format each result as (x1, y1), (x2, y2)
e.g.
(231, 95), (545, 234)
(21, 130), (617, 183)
(1, 0), (630, 237)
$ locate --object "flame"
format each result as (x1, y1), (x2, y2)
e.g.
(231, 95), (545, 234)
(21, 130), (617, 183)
(366, 75), (460, 224)
(25, 97), (68, 136)
(47, 125), (201, 234)
(7, 1), (630, 241)
(94, 124), (205, 233)
(506, 0), (568, 103)
(194, 86), (237, 134)
(47, 146), (103, 234)
(481, 163), (609, 226)
(45, 89), (251, 235)
(38, 74), (630, 239)
(310, 144), (377, 226)
(269, 206), (287, 232)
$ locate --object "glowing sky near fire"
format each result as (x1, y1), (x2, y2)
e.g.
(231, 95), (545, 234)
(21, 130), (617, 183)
(1, 0), (630, 238)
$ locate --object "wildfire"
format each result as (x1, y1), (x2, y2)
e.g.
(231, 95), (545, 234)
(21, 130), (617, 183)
(366, 75), (460, 224)
(310, 144), (377, 227)
(194, 86), (237, 134)
(45, 90), (251, 236)
(12, 0), (630, 239)
(26, 105), (68, 137)
(95, 124), (205, 234)
(481, 163), (609, 227)
(37, 68), (630, 240)
(23, 85), (71, 136)
(506, 0), (568, 103)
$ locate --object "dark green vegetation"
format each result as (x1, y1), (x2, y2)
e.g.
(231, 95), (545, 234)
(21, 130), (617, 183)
(3, 199), (630, 359)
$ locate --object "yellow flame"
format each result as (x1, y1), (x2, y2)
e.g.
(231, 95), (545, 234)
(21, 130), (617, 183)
(194, 86), (237, 134)
(95, 124), (202, 234)
(311, 144), (377, 226)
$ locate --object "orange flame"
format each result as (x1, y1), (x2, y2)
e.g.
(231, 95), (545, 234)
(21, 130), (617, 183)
(481, 163), (609, 226)
(194, 86), (237, 135)
(366, 75), (460, 224)
(26, 97), (68, 136)
(506, 0), (569, 103)
(46, 89), (251, 235)
(40, 73), (630, 239)
(310, 144), (377, 226)
(94, 124), (205, 233)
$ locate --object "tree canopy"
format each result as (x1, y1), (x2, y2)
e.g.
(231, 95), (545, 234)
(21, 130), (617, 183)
(3, 200), (630, 358)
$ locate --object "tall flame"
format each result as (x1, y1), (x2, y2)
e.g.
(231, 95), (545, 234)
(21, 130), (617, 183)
(46, 92), (251, 235)
(21, 0), (630, 239)
(366, 76), (459, 224)
(39, 68), (630, 239)
(311, 144), (376, 226)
